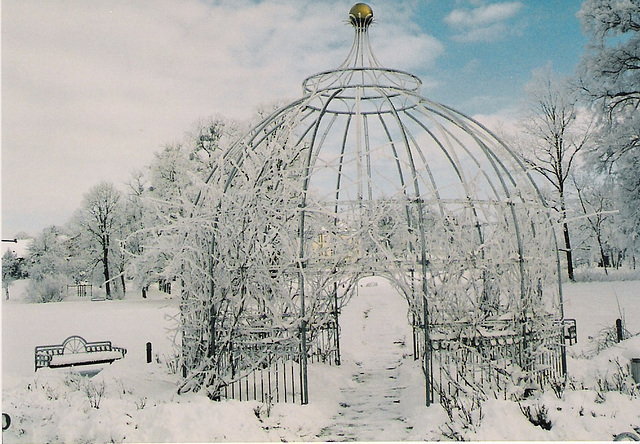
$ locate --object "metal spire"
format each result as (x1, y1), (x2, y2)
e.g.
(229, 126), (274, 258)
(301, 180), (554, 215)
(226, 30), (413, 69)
(302, 3), (421, 97)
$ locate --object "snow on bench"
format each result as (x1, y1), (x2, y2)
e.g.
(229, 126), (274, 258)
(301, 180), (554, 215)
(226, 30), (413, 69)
(49, 350), (125, 367)
(35, 335), (126, 371)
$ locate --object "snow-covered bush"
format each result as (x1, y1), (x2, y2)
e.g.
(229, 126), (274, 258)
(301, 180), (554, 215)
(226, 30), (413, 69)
(84, 379), (106, 409)
(26, 274), (69, 303)
(588, 321), (632, 356)
(518, 402), (552, 430)
(439, 392), (484, 440)
(574, 267), (640, 282)
(594, 358), (639, 401)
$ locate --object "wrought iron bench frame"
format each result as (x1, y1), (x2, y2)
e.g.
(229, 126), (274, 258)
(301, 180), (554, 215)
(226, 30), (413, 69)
(34, 335), (127, 371)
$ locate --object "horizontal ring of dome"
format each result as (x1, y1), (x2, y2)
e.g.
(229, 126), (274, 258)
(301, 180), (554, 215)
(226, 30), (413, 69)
(302, 67), (422, 95)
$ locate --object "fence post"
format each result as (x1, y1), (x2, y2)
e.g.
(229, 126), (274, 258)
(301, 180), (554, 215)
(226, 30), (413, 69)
(146, 342), (152, 363)
(631, 358), (640, 384)
(616, 318), (624, 343)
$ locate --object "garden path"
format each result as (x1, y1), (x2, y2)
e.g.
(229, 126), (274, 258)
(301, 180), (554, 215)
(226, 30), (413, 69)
(316, 278), (418, 441)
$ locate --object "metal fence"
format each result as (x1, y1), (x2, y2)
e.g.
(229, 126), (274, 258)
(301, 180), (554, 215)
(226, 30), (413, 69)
(67, 283), (92, 298)
(219, 317), (339, 404)
(416, 318), (566, 405)
(220, 349), (302, 403)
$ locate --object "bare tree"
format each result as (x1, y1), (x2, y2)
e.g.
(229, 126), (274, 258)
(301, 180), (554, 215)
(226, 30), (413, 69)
(74, 182), (123, 299)
(518, 65), (592, 281)
(572, 172), (617, 274)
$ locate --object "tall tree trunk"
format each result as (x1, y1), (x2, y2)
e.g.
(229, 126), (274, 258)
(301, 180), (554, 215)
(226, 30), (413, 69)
(120, 268), (126, 295)
(103, 234), (111, 298)
(559, 192), (574, 282)
(596, 233), (608, 275)
(562, 221), (574, 281)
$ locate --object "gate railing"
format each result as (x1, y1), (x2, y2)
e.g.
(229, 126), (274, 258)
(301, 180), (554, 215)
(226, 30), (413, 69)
(308, 318), (341, 365)
(220, 348), (302, 403)
(218, 314), (339, 404)
(416, 317), (566, 405)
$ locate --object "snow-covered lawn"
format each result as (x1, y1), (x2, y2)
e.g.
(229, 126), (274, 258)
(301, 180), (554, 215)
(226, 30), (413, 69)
(2, 277), (639, 442)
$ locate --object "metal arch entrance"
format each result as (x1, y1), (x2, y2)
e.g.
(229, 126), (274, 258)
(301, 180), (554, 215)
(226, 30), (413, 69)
(175, 3), (567, 407)
(334, 266), (431, 398)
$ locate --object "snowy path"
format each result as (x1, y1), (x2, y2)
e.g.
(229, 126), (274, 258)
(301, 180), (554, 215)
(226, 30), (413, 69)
(316, 278), (420, 441)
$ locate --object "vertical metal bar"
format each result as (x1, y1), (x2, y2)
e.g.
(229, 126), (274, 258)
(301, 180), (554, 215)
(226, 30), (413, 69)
(284, 358), (288, 403)
(410, 269), (418, 360)
(268, 361), (272, 402)
(275, 360), (280, 403)
(355, 85), (364, 206)
(295, 90), (342, 406)
(363, 114), (373, 201)
(334, 115), (352, 217)
(292, 358), (296, 404)
(423, 294), (432, 406)
(300, 323), (308, 405)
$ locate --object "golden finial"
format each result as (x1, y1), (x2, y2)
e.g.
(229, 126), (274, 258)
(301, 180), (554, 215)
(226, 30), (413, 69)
(349, 3), (373, 29)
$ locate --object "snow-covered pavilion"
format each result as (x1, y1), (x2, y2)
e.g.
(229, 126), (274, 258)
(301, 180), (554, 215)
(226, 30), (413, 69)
(176, 3), (567, 406)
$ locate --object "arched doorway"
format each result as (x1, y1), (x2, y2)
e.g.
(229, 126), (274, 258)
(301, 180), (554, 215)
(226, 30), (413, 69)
(318, 275), (420, 440)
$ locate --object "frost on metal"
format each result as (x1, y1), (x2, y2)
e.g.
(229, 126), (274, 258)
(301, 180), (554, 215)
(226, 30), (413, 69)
(167, 4), (566, 405)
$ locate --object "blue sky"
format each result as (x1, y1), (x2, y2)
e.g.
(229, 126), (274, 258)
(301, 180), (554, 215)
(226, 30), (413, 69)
(412, 0), (587, 112)
(2, 0), (589, 238)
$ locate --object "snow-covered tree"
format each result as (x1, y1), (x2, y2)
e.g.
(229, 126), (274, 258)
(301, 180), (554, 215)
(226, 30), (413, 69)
(578, 0), (640, 130)
(120, 171), (157, 296)
(2, 249), (20, 299)
(71, 182), (125, 299)
(26, 225), (71, 302)
(571, 171), (619, 271)
(187, 117), (245, 176)
(123, 118), (243, 294)
(577, 0), (640, 264)
(517, 64), (591, 281)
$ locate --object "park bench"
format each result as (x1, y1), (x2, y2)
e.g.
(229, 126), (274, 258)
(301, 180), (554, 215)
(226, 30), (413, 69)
(35, 335), (126, 371)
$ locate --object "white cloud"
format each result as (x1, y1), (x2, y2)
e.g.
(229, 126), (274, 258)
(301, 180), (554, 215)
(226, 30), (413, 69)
(472, 108), (521, 139)
(1, 0), (444, 237)
(445, 1), (524, 43)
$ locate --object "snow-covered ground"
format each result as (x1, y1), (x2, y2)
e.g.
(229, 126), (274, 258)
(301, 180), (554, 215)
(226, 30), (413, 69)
(2, 276), (639, 442)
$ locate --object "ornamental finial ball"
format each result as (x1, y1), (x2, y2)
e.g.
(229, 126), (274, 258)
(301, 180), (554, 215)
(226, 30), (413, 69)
(349, 3), (373, 28)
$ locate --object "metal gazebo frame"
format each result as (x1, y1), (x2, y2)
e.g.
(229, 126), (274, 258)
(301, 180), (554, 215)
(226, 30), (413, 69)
(177, 3), (568, 407)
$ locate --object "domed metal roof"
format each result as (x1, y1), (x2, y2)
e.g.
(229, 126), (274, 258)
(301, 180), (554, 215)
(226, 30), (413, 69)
(197, 1), (564, 319)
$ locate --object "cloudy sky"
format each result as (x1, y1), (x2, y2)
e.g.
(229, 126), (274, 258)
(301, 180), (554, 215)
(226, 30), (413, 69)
(2, 0), (587, 238)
